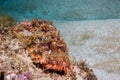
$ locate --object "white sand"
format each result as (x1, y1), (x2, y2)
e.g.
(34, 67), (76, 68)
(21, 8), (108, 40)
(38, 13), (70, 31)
(54, 19), (120, 80)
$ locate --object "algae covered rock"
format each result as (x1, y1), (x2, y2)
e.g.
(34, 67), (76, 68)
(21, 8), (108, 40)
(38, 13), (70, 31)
(0, 15), (15, 27)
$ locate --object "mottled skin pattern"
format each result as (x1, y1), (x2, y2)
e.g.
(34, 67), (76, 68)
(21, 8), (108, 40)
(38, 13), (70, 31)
(13, 19), (73, 75)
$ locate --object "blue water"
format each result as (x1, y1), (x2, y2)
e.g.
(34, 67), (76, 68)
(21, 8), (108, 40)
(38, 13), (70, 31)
(0, 0), (120, 21)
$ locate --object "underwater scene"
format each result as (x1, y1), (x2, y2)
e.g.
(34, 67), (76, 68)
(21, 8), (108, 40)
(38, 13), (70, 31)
(0, 0), (120, 80)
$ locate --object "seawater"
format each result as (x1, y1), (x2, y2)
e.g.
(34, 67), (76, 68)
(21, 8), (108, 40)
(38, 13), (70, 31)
(0, 0), (120, 21)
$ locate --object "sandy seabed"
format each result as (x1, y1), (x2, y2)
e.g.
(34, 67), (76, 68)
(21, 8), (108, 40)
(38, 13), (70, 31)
(55, 19), (120, 80)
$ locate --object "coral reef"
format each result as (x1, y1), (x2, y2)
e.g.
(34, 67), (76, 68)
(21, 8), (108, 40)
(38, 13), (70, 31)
(0, 17), (97, 80)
